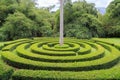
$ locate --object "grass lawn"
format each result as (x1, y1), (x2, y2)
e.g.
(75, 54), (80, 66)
(92, 38), (120, 44)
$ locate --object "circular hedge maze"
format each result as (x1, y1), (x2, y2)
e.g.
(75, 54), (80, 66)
(0, 38), (120, 80)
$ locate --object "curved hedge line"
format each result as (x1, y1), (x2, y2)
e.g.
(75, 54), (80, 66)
(1, 42), (120, 71)
(77, 42), (91, 55)
(16, 43), (105, 62)
(30, 42), (76, 56)
(0, 58), (13, 80)
(0, 37), (120, 80)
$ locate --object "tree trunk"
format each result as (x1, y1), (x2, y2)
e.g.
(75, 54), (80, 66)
(59, 0), (64, 45)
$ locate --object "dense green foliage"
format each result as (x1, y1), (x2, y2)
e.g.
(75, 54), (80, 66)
(98, 0), (120, 37)
(0, 0), (120, 40)
(0, 37), (120, 80)
(0, 51), (13, 80)
(0, 63), (13, 80)
(0, 0), (53, 41)
(1, 12), (37, 40)
(55, 0), (104, 38)
(0, 0), (120, 79)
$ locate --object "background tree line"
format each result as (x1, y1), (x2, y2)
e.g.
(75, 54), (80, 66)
(98, 0), (120, 37)
(0, 0), (54, 41)
(0, 0), (119, 41)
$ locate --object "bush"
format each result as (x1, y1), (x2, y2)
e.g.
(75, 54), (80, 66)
(1, 41), (119, 71)
(12, 66), (120, 80)
(16, 42), (105, 63)
(107, 26), (120, 37)
(0, 11), (37, 40)
(77, 42), (91, 55)
(0, 38), (120, 80)
(65, 24), (92, 39)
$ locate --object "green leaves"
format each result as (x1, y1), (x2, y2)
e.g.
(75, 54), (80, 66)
(101, 0), (120, 37)
(1, 12), (36, 40)
(0, 0), (54, 41)
(55, 0), (103, 39)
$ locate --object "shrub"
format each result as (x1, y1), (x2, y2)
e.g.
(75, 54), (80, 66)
(0, 38), (120, 80)
(1, 42), (119, 71)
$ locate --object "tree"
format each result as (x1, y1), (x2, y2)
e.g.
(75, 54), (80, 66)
(0, 12), (37, 40)
(102, 0), (120, 37)
(107, 0), (120, 18)
(59, 0), (64, 45)
(55, 0), (102, 39)
(64, 0), (72, 4)
(0, 0), (54, 41)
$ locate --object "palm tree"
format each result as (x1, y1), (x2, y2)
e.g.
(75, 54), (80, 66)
(59, 0), (64, 45)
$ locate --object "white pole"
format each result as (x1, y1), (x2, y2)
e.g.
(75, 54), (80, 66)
(59, 0), (64, 45)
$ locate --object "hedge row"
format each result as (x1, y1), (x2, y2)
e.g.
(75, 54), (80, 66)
(0, 43), (4, 50)
(12, 65), (120, 80)
(92, 38), (120, 50)
(77, 42), (91, 55)
(4, 38), (31, 45)
(30, 42), (76, 56)
(0, 38), (120, 80)
(42, 43), (80, 52)
(1, 42), (119, 71)
(16, 42), (105, 62)
(54, 44), (69, 48)
(2, 40), (32, 51)
(30, 41), (104, 57)
(0, 58), (13, 80)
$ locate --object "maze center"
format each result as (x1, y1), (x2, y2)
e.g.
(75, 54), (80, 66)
(0, 37), (120, 79)
(54, 44), (70, 48)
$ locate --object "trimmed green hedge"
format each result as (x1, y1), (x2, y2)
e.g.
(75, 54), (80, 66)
(12, 67), (120, 80)
(0, 37), (120, 80)
(77, 42), (91, 55)
(30, 42), (76, 56)
(42, 43), (80, 52)
(2, 40), (32, 51)
(0, 43), (4, 50)
(92, 38), (120, 50)
(4, 38), (31, 46)
(54, 44), (69, 48)
(1, 42), (119, 71)
(0, 58), (13, 80)
(16, 42), (105, 62)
